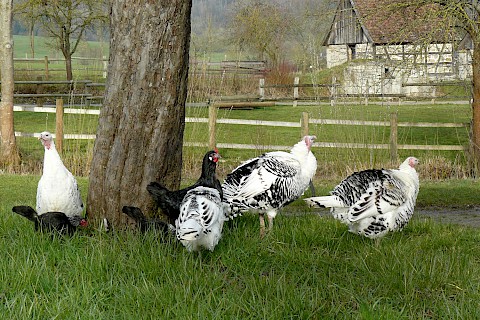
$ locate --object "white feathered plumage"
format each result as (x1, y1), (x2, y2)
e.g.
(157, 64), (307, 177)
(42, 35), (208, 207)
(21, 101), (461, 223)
(304, 157), (419, 239)
(222, 135), (317, 236)
(176, 186), (226, 252)
(36, 131), (84, 218)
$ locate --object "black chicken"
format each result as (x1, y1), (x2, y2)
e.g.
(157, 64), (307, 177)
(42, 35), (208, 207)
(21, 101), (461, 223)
(122, 206), (173, 233)
(147, 149), (222, 223)
(12, 205), (88, 235)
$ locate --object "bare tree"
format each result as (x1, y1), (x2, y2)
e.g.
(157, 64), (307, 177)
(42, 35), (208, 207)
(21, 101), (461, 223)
(0, 0), (20, 169)
(228, 0), (292, 67)
(17, 0), (107, 81)
(14, 0), (40, 58)
(87, 0), (192, 226)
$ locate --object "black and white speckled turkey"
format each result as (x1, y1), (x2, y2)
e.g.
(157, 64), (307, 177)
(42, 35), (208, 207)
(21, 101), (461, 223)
(147, 150), (222, 224)
(36, 132), (84, 219)
(12, 205), (87, 235)
(222, 135), (317, 237)
(304, 157), (419, 239)
(176, 186), (226, 252)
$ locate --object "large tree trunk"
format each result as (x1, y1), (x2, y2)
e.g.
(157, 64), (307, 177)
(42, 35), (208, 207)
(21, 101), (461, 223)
(87, 0), (192, 226)
(0, 0), (20, 169)
(471, 40), (480, 174)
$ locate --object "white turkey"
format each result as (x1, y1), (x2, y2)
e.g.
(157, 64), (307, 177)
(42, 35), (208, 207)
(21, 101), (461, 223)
(36, 131), (84, 219)
(176, 186), (226, 252)
(304, 157), (419, 239)
(222, 135), (317, 237)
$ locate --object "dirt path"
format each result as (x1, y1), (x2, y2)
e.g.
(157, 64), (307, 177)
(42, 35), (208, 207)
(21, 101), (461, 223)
(415, 207), (480, 228)
(310, 207), (480, 228)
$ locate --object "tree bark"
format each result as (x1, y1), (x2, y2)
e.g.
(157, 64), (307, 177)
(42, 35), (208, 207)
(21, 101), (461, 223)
(87, 0), (192, 226)
(0, 0), (20, 169)
(471, 40), (480, 172)
(65, 54), (73, 82)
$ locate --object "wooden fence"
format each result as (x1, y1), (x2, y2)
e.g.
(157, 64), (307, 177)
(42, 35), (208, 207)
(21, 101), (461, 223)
(14, 56), (265, 81)
(13, 99), (468, 161)
(4, 76), (472, 111)
(14, 56), (108, 80)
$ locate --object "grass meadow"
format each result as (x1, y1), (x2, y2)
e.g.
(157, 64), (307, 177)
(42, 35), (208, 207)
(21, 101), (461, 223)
(1, 175), (480, 319)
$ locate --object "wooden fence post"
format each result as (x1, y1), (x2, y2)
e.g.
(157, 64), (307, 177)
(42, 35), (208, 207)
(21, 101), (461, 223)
(102, 55), (108, 78)
(301, 112), (309, 137)
(208, 103), (217, 149)
(36, 76), (44, 107)
(56, 98), (64, 153)
(389, 112), (398, 162)
(44, 56), (49, 80)
(259, 78), (265, 100)
(330, 76), (336, 106)
(293, 76), (299, 107)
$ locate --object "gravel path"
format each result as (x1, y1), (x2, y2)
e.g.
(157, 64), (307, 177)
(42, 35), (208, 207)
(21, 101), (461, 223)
(415, 207), (480, 228)
(310, 207), (480, 228)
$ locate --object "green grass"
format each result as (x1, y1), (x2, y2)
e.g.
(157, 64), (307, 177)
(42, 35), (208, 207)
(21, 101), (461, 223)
(1, 174), (480, 319)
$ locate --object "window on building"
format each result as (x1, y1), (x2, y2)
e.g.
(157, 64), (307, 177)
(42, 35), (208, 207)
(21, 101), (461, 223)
(348, 44), (356, 60)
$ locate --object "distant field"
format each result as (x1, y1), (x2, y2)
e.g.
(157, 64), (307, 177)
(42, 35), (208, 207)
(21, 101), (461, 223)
(13, 34), (108, 81)
(13, 34), (108, 59)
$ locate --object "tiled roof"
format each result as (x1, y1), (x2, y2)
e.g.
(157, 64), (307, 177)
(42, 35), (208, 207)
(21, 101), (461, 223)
(353, 0), (451, 44)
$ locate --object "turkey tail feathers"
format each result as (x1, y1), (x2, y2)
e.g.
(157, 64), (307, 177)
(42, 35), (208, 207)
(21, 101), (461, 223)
(146, 182), (168, 200)
(12, 205), (38, 222)
(304, 196), (344, 208)
(122, 206), (146, 223)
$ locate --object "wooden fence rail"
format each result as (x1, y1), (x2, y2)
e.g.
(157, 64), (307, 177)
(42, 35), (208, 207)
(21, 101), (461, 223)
(13, 99), (468, 159)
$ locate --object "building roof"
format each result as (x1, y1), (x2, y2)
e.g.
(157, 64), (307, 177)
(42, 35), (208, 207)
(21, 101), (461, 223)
(355, 0), (444, 44)
(324, 0), (454, 46)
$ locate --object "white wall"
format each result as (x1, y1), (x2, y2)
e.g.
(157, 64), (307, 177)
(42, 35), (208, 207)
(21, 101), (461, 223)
(326, 45), (349, 68)
(327, 43), (473, 96)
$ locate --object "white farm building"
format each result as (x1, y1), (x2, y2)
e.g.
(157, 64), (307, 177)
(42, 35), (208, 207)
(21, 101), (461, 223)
(323, 0), (473, 97)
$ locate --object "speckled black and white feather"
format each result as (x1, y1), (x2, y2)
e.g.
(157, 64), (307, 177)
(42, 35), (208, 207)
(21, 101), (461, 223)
(222, 136), (317, 226)
(305, 157), (419, 239)
(147, 150), (222, 224)
(176, 186), (226, 252)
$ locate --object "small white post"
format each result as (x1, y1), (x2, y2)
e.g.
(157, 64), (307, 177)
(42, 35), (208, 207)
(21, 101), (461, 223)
(330, 76), (336, 106)
(259, 78), (265, 100)
(102, 55), (107, 78)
